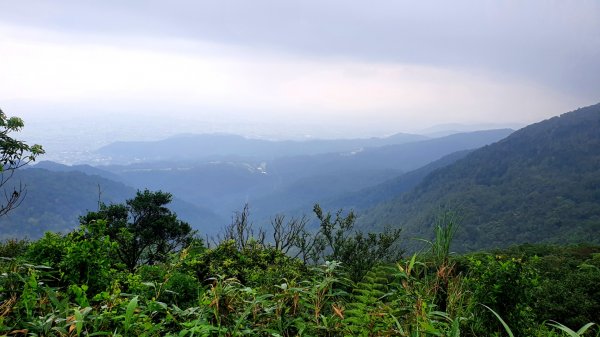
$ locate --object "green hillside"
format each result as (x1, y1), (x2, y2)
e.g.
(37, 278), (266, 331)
(320, 150), (472, 212)
(0, 169), (224, 239)
(361, 103), (600, 251)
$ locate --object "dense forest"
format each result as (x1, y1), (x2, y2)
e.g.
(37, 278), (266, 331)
(361, 103), (600, 251)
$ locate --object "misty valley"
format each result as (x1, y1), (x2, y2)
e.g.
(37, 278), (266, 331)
(1, 103), (599, 336)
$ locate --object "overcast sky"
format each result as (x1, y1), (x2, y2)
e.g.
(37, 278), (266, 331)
(1, 0), (599, 143)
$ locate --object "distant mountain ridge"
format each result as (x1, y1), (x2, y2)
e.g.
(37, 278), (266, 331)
(419, 122), (525, 137)
(95, 132), (429, 164)
(266, 129), (514, 178)
(32, 160), (123, 182)
(361, 103), (600, 251)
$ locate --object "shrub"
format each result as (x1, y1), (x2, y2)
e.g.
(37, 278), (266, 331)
(461, 253), (538, 336)
(0, 238), (29, 259)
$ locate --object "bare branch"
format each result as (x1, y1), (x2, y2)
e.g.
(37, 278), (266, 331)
(271, 214), (308, 254)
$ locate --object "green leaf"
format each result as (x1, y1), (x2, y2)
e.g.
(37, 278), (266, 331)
(548, 321), (596, 337)
(124, 296), (139, 332)
(142, 282), (156, 288)
(74, 308), (84, 336)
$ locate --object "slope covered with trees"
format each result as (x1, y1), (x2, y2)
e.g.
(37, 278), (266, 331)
(0, 169), (224, 239)
(361, 103), (600, 251)
(320, 150), (473, 212)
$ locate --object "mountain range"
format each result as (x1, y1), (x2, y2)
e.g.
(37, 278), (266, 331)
(3, 103), (599, 251)
(97, 129), (513, 221)
(95, 132), (429, 164)
(4, 128), (511, 239)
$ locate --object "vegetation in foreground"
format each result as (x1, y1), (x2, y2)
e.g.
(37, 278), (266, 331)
(0, 195), (599, 336)
(0, 109), (599, 336)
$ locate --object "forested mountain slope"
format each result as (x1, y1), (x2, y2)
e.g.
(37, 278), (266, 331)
(248, 150), (473, 225)
(320, 150), (473, 212)
(361, 103), (600, 251)
(0, 169), (224, 239)
(33, 160), (123, 182)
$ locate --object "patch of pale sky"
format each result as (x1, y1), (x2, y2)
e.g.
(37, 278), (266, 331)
(1, 21), (587, 134)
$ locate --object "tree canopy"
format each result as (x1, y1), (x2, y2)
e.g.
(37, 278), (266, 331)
(0, 108), (44, 216)
(81, 189), (195, 271)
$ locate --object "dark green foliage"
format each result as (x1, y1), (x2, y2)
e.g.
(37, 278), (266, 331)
(0, 238), (29, 258)
(81, 189), (195, 271)
(186, 239), (306, 289)
(452, 244), (600, 335)
(25, 231), (67, 267)
(60, 220), (119, 293)
(25, 220), (118, 294)
(460, 253), (538, 336)
(1, 226), (598, 336)
(535, 263), (600, 329)
(501, 244), (600, 329)
(0, 108), (44, 218)
(134, 265), (200, 309)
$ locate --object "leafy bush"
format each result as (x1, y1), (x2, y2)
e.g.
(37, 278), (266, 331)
(460, 253), (538, 336)
(25, 221), (119, 295)
(134, 264), (200, 309)
(186, 239), (306, 289)
(25, 231), (66, 268)
(0, 238), (29, 258)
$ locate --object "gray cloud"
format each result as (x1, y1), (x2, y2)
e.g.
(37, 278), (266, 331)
(2, 0), (599, 98)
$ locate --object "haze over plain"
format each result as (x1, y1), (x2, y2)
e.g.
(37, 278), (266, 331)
(0, 1), (599, 162)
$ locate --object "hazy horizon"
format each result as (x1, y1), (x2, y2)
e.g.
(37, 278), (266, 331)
(21, 112), (525, 165)
(2, 1), (599, 162)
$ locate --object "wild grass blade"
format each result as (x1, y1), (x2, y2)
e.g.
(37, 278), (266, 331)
(548, 321), (596, 337)
(481, 304), (514, 337)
